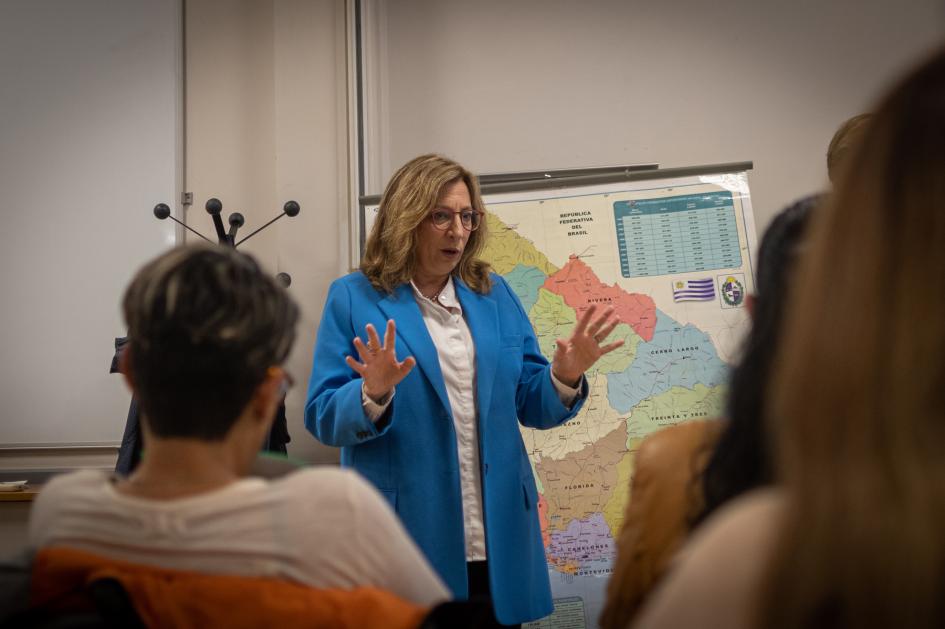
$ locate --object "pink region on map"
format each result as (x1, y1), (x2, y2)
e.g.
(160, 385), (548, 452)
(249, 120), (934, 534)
(538, 494), (551, 548)
(546, 513), (615, 567)
(543, 255), (657, 341)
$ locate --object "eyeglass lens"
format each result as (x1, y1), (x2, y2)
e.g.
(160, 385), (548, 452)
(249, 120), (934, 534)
(431, 209), (481, 230)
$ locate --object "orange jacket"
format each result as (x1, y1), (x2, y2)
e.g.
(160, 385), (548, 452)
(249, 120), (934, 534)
(599, 419), (722, 629)
(31, 546), (429, 629)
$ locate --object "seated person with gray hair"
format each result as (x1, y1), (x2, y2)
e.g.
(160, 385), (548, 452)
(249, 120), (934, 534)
(27, 245), (448, 607)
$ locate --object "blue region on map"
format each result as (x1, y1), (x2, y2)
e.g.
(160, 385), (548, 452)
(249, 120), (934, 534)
(605, 310), (727, 413)
(504, 264), (548, 314)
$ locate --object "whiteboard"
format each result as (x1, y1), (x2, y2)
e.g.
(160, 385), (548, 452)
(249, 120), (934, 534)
(0, 1), (182, 448)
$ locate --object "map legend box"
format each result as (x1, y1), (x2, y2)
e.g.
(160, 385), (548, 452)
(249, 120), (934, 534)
(613, 192), (741, 278)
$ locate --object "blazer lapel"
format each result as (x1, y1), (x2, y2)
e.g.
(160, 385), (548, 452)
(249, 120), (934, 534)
(455, 279), (499, 419)
(377, 284), (452, 414)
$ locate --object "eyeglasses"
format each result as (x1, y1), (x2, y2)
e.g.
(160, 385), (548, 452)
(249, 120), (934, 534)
(279, 370), (295, 396)
(428, 208), (484, 232)
(268, 366), (295, 396)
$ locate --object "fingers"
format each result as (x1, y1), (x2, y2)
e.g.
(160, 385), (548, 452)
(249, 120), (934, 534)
(398, 356), (416, 376)
(365, 323), (383, 353)
(572, 304), (598, 336)
(593, 318), (620, 344)
(585, 306), (617, 339)
(350, 321), (413, 385)
(345, 355), (366, 375)
(352, 337), (372, 362)
(383, 319), (396, 351)
(600, 339), (625, 355)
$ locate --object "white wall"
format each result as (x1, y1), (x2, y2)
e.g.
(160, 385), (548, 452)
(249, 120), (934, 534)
(185, 0), (349, 464)
(366, 0), (945, 232)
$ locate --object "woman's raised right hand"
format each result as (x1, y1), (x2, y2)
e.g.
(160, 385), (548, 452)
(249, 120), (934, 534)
(345, 319), (416, 403)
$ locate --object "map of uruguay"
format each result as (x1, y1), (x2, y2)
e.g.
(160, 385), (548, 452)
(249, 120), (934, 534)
(482, 211), (729, 577)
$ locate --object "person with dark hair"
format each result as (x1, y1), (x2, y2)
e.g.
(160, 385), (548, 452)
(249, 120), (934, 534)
(28, 245), (448, 606)
(698, 194), (819, 521)
(599, 196), (817, 629)
(635, 45), (945, 629)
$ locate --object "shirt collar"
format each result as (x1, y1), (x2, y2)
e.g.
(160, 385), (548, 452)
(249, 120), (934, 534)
(410, 276), (461, 311)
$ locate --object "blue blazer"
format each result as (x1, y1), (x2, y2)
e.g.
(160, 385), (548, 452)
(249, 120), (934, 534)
(304, 271), (587, 625)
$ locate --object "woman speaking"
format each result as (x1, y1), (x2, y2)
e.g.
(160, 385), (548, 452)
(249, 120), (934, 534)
(305, 154), (621, 626)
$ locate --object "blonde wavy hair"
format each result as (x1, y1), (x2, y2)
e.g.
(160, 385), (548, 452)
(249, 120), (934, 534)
(361, 154), (492, 294)
(826, 113), (872, 184)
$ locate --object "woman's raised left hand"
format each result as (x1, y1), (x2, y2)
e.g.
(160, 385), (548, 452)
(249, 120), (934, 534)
(551, 305), (624, 387)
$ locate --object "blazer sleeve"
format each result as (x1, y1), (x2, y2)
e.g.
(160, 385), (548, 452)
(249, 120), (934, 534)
(496, 276), (589, 429)
(303, 279), (394, 447)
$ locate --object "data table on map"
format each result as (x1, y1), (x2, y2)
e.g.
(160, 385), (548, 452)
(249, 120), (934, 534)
(613, 192), (742, 278)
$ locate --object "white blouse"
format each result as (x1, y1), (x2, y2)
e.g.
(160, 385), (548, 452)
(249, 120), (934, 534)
(363, 276), (579, 561)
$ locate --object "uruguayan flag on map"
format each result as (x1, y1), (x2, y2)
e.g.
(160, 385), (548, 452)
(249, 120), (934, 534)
(672, 278), (715, 302)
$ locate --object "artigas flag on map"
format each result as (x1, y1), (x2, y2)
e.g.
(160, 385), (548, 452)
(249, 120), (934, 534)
(672, 278), (715, 302)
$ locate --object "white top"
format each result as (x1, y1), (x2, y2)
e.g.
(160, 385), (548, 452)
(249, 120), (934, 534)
(363, 276), (579, 561)
(29, 467), (450, 607)
(633, 489), (785, 629)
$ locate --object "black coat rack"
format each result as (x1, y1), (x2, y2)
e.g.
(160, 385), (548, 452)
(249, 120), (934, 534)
(114, 197), (303, 475)
(153, 197), (300, 286)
